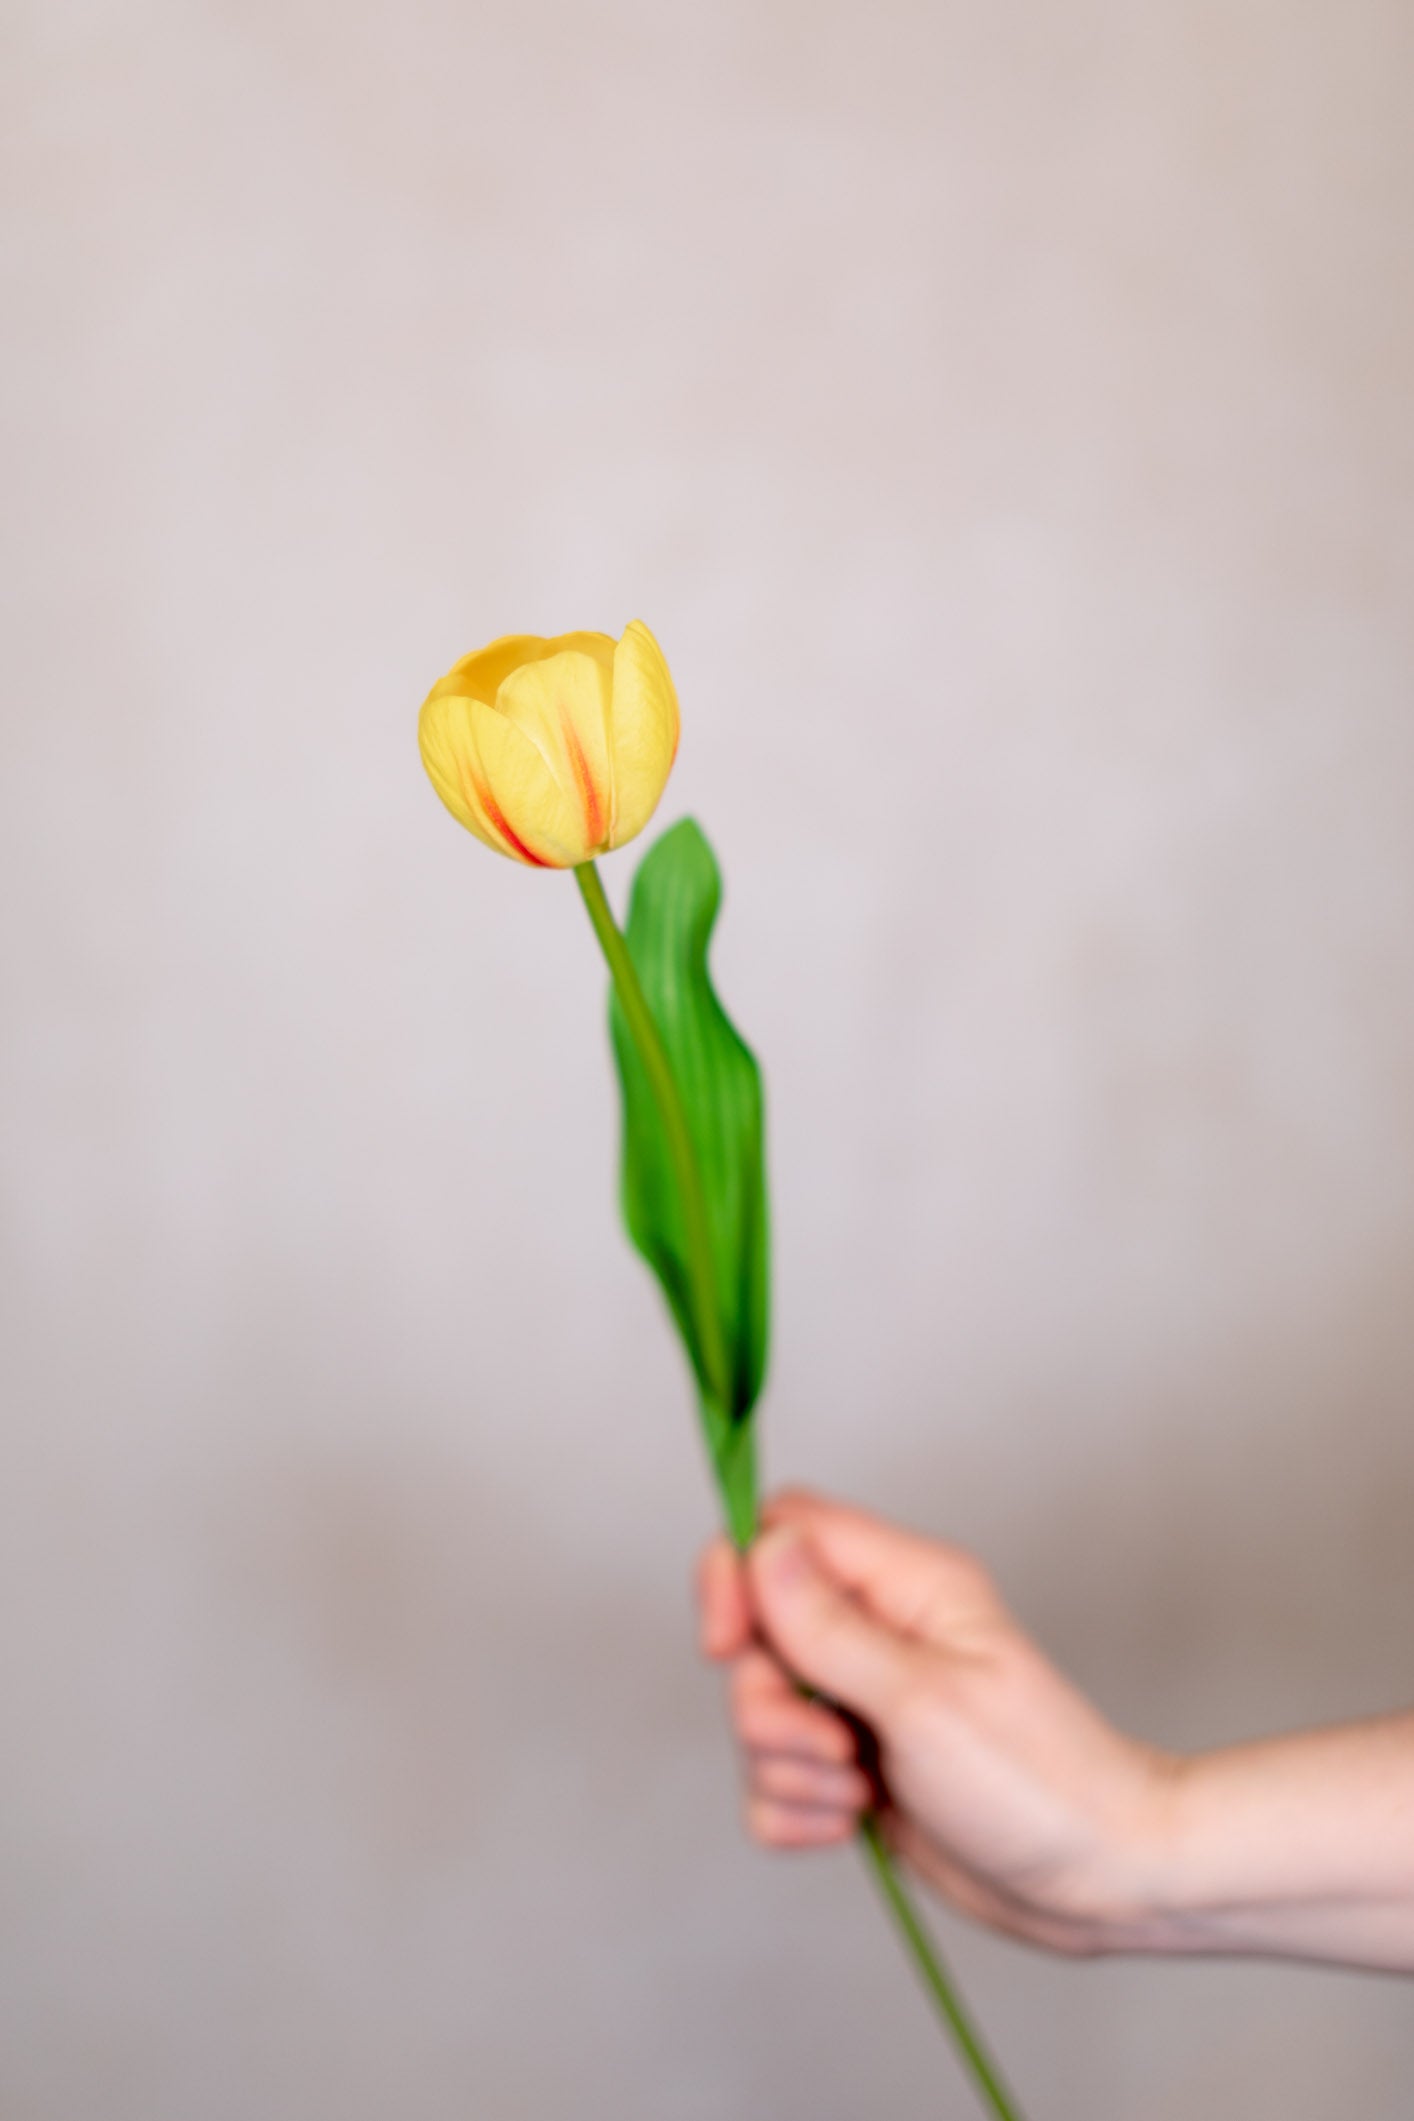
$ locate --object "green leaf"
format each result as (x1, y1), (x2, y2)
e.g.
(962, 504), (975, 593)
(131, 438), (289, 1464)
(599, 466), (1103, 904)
(609, 818), (770, 1432)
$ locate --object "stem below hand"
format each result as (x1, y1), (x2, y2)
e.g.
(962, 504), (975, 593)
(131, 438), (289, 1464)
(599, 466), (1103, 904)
(859, 1814), (1025, 2120)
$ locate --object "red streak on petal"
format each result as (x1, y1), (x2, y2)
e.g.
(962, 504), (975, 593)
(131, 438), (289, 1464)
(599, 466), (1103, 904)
(475, 777), (552, 867)
(560, 703), (607, 847)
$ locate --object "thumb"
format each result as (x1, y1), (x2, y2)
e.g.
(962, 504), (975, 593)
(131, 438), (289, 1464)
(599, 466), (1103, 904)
(748, 1523), (919, 1726)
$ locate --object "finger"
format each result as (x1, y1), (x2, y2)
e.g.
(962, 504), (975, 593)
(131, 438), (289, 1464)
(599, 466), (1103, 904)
(730, 1646), (799, 1715)
(762, 1489), (998, 1647)
(697, 1537), (751, 1660)
(736, 1698), (858, 1767)
(747, 1524), (920, 1725)
(750, 1754), (873, 1811)
(729, 1651), (857, 1763)
(745, 1796), (858, 1850)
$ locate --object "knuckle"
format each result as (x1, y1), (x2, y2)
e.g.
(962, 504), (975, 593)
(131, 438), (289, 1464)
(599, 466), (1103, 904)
(744, 1798), (780, 1847)
(746, 1762), (780, 1805)
(728, 1657), (763, 1717)
(755, 1756), (803, 1800)
(735, 1704), (774, 1749)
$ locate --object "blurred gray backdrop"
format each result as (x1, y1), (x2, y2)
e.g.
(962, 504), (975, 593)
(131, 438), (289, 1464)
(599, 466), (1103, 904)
(4, 3), (1414, 2116)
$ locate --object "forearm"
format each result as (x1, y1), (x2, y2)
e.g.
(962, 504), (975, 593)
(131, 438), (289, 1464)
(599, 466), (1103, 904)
(1125, 1712), (1414, 1970)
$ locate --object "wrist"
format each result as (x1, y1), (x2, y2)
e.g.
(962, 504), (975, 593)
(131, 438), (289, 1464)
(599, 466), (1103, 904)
(1079, 1743), (1276, 1958)
(1049, 1743), (1197, 1957)
(1098, 1747), (1210, 1954)
(1102, 1741), (1306, 1958)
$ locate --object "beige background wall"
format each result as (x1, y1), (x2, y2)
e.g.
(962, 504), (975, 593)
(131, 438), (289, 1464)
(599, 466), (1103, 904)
(5, 3), (1414, 2114)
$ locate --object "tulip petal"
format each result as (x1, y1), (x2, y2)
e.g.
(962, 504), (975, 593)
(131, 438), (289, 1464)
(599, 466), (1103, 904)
(608, 620), (680, 847)
(429, 631), (615, 710)
(494, 649), (615, 853)
(551, 631), (616, 673)
(418, 690), (517, 856)
(465, 700), (592, 866)
(419, 689), (587, 866)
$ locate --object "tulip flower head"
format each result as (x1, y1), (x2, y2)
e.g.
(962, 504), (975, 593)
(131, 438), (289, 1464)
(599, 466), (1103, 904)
(418, 620), (680, 868)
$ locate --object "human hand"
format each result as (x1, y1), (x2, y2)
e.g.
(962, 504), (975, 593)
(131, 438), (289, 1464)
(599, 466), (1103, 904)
(698, 1489), (1177, 1955)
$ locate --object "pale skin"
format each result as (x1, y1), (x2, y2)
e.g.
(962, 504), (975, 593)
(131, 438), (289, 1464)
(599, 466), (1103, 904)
(698, 1490), (1414, 1972)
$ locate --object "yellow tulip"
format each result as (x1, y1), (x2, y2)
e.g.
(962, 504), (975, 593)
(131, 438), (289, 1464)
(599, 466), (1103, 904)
(417, 620), (680, 868)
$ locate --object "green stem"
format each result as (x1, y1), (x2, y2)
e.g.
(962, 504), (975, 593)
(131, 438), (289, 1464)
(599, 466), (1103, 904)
(575, 856), (1025, 2118)
(575, 861), (737, 1458)
(859, 1814), (1025, 2120)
